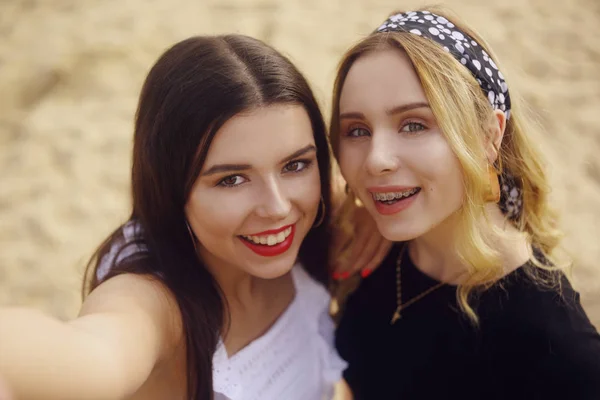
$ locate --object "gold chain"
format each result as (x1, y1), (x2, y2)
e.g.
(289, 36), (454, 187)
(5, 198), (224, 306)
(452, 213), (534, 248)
(390, 243), (447, 325)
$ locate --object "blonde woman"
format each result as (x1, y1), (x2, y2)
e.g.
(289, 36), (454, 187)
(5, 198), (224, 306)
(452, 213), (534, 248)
(329, 8), (600, 399)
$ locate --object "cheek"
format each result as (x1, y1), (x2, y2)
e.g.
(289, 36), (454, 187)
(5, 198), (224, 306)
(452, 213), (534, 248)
(338, 145), (363, 185)
(186, 189), (251, 244)
(417, 145), (465, 207)
(293, 168), (322, 216)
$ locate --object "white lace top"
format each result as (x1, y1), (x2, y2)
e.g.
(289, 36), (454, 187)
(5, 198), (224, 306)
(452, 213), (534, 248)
(212, 265), (347, 400)
(98, 222), (347, 400)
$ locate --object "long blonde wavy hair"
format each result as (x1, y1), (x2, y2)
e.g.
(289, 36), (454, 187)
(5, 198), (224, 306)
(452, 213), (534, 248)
(329, 6), (569, 322)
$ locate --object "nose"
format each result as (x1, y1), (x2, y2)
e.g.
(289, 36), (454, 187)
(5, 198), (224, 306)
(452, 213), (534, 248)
(364, 131), (400, 176)
(255, 177), (292, 220)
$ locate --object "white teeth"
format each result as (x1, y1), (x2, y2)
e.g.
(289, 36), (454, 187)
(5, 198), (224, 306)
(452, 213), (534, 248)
(242, 226), (293, 246)
(372, 188), (418, 202)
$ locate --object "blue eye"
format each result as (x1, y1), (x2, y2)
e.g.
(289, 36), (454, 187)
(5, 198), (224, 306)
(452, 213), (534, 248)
(347, 127), (371, 137)
(217, 175), (247, 187)
(401, 122), (426, 133)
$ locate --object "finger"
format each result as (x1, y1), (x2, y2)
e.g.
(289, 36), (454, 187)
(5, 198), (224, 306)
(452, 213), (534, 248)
(361, 239), (393, 278)
(349, 222), (376, 260)
(332, 231), (374, 280)
(350, 230), (374, 259)
(331, 248), (352, 281)
(332, 270), (350, 281)
(349, 205), (379, 257)
(349, 231), (382, 276)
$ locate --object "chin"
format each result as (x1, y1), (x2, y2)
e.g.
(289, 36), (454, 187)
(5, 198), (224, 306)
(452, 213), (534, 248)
(376, 218), (427, 242)
(246, 253), (299, 280)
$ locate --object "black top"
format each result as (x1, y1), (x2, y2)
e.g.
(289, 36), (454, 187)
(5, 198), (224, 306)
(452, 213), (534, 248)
(336, 244), (600, 400)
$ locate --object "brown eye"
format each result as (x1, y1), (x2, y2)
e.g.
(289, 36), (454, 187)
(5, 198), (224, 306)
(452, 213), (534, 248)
(283, 160), (311, 173)
(218, 175), (246, 187)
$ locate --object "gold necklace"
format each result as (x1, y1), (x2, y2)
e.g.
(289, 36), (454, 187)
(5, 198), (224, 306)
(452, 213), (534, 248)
(390, 243), (447, 325)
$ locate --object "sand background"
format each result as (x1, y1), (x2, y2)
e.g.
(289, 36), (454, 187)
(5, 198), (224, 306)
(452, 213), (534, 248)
(1, 0), (599, 327)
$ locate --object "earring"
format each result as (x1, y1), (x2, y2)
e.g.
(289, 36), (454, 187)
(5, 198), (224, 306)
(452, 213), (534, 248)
(343, 185), (364, 208)
(313, 196), (326, 228)
(186, 221), (199, 253)
(486, 164), (501, 203)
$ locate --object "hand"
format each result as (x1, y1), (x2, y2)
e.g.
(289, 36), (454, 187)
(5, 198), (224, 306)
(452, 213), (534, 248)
(333, 379), (353, 400)
(333, 205), (392, 280)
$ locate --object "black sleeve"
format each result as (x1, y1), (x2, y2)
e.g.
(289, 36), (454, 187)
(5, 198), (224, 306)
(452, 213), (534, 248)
(503, 276), (600, 399)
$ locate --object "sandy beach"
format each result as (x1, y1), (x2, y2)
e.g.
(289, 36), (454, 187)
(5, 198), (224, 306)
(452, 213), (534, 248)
(1, 0), (599, 328)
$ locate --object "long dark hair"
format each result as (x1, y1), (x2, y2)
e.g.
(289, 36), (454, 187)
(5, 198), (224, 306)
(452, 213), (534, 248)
(82, 35), (333, 400)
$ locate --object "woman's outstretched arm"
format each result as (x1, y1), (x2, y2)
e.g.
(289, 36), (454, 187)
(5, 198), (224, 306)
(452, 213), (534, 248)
(0, 273), (181, 400)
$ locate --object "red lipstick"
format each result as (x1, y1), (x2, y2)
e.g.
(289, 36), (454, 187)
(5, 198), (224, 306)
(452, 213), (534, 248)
(239, 224), (295, 257)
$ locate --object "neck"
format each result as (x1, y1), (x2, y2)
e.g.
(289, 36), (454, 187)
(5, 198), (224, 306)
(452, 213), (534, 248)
(198, 246), (272, 312)
(408, 204), (531, 284)
(408, 211), (466, 284)
(197, 248), (295, 357)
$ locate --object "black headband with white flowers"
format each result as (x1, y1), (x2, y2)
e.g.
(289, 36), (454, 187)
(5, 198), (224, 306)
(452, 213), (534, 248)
(376, 10), (512, 121)
(375, 11), (522, 222)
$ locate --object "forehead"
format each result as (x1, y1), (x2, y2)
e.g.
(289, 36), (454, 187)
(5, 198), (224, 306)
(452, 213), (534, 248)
(202, 104), (315, 168)
(339, 48), (428, 112)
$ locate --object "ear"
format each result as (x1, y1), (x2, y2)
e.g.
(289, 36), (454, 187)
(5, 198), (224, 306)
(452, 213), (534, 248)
(486, 110), (506, 163)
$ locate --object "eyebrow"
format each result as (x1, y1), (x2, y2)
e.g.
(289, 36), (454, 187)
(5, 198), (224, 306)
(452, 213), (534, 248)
(280, 144), (316, 164)
(201, 144), (317, 177)
(339, 102), (430, 120)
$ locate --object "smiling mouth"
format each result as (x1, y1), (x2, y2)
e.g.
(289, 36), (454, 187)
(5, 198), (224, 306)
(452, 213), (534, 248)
(240, 226), (293, 247)
(371, 187), (421, 205)
(239, 224), (296, 257)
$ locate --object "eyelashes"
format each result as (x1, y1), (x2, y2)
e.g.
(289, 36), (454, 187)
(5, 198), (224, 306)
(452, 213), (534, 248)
(218, 175), (246, 187)
(345, 121), (427, 138)
(216, 158), (314, 188)
(283, 159), (312, 174)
